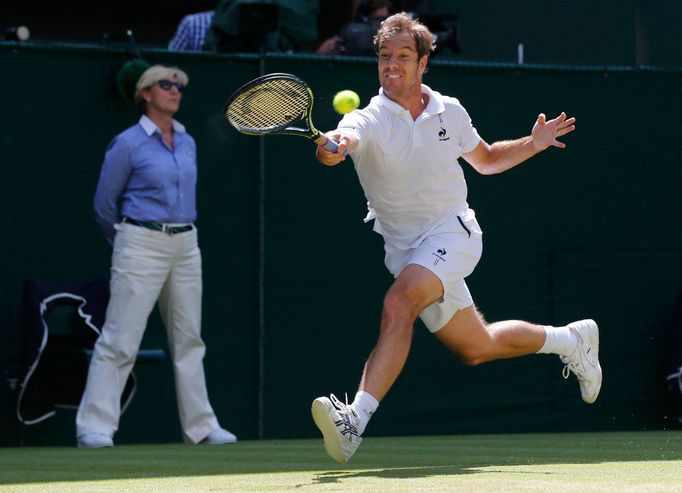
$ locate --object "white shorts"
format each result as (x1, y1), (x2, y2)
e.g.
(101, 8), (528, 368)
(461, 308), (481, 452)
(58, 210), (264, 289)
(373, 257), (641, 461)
(384, 214), (483, 332)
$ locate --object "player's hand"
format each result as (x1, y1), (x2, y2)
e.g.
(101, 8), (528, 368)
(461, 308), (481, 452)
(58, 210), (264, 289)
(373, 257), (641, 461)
(531, 112), (576, 151)
(316, 132), (351, 166)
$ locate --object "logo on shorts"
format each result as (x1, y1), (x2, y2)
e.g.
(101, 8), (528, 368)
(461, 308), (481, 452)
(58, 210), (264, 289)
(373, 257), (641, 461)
(432, 248), (447, 265)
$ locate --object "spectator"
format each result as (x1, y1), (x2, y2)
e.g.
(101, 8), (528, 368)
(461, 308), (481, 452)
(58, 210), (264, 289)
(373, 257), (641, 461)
(204, 0), (321, 53)
(168, 10), (215, 51)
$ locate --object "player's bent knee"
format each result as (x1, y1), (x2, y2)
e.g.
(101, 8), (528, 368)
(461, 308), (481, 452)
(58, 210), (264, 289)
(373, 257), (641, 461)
(382, 291), (418, 321)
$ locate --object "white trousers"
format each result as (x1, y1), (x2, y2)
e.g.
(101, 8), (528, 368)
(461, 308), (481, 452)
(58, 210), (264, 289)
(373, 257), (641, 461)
(76, 222), (219, 444)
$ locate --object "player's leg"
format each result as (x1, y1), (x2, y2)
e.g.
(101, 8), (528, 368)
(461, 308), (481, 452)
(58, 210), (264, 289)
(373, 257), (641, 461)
(312, 263), (442, 463)
(433, 305), (546, 365)
(312, 219), (483, 463)
(360, 263), (443, 400)
(434, 306), (602, 403)
(412, 219), (602, 404)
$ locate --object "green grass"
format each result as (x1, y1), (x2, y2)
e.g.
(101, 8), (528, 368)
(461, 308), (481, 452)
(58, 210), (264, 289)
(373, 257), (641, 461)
(1, 431), (681, 492)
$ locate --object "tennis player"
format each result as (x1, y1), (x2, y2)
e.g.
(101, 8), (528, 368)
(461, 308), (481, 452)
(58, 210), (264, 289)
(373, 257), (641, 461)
(312, 12), (602, 464)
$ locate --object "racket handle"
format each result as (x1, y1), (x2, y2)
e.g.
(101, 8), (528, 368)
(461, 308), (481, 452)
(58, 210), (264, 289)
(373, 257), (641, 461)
(316, 134), (348, 156)
(321, 137), (339, 153)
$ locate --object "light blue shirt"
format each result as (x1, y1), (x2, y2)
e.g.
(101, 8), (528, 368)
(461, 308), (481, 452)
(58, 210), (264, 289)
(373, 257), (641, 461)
(93, 115), (198, 242)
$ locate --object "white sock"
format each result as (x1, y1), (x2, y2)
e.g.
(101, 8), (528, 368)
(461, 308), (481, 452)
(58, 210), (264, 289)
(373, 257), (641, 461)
(537, 325), (578, 357)
(350, 390), (379, 436)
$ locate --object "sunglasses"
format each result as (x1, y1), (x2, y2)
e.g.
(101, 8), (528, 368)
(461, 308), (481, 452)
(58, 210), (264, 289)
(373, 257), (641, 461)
(157, 79), (185, 92)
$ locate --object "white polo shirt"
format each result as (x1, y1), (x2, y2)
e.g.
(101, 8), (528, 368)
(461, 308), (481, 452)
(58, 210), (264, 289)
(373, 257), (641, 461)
(339, 84), (481, 250)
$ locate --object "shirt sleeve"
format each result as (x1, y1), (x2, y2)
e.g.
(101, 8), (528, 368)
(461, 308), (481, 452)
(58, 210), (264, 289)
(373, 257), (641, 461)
(454, 103), (481, 153)
(93, 135), (132, 244)
(168, 16), (191, 51)
(338, 109), (373, 155)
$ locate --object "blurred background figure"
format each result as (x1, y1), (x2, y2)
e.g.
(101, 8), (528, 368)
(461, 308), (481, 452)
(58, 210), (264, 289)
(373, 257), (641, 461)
(168, 10), (214, 51)
(317, 0), (393, 55)
(321, 0), (458, 57)
(203, 0), (320, 53)
(166, 0), (408, 55)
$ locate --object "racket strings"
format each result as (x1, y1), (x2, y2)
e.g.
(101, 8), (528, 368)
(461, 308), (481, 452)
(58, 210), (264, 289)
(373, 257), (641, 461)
(228, 79), (309, 132)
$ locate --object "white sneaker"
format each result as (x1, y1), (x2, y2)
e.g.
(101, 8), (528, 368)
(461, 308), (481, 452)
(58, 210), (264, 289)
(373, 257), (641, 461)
(202, 428), (237, 445)
(77, 433), (113, 448)
(311, 394), (362, 464)
(561, 319), (602, 404)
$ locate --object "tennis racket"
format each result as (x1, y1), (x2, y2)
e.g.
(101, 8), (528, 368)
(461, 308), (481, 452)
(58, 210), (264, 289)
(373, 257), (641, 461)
(224, 73), (339, 152)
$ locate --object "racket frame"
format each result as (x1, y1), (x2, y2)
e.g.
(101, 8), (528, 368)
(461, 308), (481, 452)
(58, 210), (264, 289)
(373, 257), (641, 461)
(224, 73), (338, 152)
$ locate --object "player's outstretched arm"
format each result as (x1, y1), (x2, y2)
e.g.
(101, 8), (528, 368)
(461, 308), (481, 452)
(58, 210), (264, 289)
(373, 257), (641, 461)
(463, 112), (576, 175)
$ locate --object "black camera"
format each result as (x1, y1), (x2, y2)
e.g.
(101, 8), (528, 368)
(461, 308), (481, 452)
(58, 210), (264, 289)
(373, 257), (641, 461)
(337, 12), (459, 57)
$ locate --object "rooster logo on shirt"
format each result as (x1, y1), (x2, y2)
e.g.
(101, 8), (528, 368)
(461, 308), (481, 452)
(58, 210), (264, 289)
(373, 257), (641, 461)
(438, 114), (450, 141)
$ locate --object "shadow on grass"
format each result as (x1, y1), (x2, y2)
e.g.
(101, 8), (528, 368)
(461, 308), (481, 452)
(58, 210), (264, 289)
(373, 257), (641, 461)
(312, 465), (556, 485)
(313, 466), (474, 484)
(1, 431), (681, 485)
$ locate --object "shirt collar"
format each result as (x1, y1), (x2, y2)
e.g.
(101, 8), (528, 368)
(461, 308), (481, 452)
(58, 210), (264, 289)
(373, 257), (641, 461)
(139, 114), (186, 136)
(377, 84), (446, 116)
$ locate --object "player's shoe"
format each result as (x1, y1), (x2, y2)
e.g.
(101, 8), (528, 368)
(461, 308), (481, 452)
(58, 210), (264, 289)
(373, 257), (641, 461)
(311, 394), (362, 464)
(561, 319), (602, 404)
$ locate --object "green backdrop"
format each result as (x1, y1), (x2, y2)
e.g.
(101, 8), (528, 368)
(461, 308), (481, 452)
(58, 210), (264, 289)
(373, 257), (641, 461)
(0, 42), (680, 446)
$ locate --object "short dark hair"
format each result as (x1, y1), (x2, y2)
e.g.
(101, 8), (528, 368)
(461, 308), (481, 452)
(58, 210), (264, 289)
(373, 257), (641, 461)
(373, 11), (435, 59)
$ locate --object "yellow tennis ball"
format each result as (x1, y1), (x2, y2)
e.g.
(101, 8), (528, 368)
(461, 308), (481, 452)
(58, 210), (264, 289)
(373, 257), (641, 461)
(333, 90), (360, 114)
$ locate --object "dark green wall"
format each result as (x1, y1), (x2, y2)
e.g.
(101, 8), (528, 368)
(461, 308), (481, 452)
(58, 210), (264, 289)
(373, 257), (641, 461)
(428, 0), (682, 67)
(1, 43), (680, 446)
